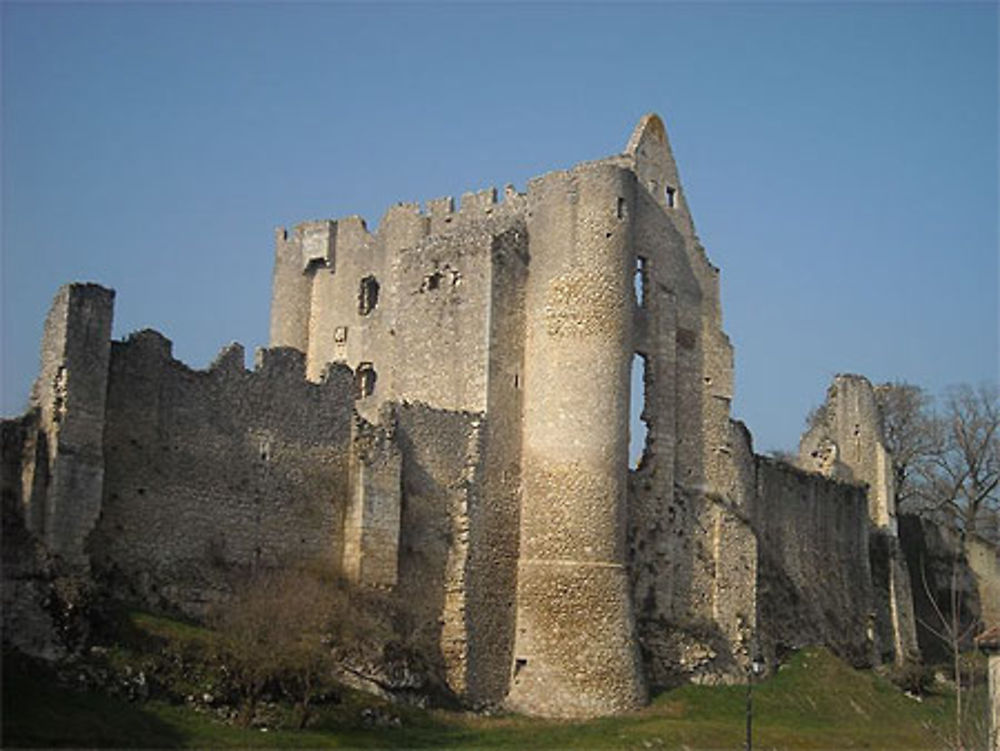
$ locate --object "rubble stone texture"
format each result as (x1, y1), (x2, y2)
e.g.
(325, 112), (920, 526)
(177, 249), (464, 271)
(3, 115), (997, 718)
(799, 375), (920, 665)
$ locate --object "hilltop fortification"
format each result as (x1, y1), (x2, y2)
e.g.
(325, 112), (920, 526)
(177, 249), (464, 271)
(4, 115), (995, 717)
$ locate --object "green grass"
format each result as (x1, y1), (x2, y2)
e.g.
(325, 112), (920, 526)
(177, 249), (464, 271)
(2, 614), (989, 749)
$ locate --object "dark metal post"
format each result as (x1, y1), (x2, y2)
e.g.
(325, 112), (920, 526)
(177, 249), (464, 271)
(745, 653), (762, 751)
(745, 667), (753, 751)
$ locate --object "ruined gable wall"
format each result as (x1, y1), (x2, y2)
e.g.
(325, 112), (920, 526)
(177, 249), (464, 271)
(92, 332), (354, 616)
(628, 182), (720, 686)
(800, 375), (895, 529)
(626, 116), (755, 688)
(753, 458), (875, 667)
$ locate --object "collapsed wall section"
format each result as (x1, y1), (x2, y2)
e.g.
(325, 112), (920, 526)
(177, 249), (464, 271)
(625, 114), (756, 688)
(91, 333), (355, 615)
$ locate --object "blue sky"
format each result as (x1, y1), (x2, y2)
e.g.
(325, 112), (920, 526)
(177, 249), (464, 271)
(2, 2), (997, 455)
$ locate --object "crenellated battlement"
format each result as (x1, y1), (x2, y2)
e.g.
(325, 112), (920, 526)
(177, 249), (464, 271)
(115, 326), (353, 397)
(275, 183), (530, 278)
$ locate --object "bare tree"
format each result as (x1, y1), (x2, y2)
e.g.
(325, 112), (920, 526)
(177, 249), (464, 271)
(880, 382), (1000, 749)
(921, 384), (1000, 538)
(212, 566), (372, 728)
(875, 381), (999, 538)
(874, 381), (937, 512)
(918, 551), (984, 750)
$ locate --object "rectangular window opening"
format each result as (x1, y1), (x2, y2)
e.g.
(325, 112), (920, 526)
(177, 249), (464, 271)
(630, 353), (650, 469)
(665, 186), (677, 208)
(355, 362), (377, 399)
(634, 256), (648, 308)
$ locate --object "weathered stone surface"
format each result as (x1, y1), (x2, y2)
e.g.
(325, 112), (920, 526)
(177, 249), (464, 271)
(753, 458), (875, 667)
(798, 374), (919, 666)
(5, 114), (994, 719)
(900, 514), (999, 664)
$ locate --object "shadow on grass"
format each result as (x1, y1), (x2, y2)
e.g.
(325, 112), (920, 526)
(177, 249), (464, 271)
(2, 645), (969, 750)
(2, 650), (184, 749)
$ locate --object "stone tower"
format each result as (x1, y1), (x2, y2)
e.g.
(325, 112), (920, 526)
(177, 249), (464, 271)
(506, 159), (647, 716)
(264, 113), (757, 715)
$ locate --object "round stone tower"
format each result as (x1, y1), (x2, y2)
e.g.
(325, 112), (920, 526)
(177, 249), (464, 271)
(506, 159), (647, 717)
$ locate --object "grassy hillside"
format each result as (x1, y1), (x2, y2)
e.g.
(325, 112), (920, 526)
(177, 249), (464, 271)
(2, 613), (989, 749)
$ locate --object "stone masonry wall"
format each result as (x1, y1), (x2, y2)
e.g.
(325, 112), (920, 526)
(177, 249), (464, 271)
(967, 535), (1000, 628)
(465, 224), (529, 705)
(393, 402), (484, 700)
(91, 331), (355, 616)
(626, 115), (756, 689)
(899, 514), (998, 664)
(343, 407), (402, 588)
(753, 458), (875, 667)
(799, 374), (919, 665)
(2, 411), (64, 658)
(27, 283), (114, 566)
(271, 188), (528, 423)
(510, 161), (646, 717)
(390, 222), (494, 413)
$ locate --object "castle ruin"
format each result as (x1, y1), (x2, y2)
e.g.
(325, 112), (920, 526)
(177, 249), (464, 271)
(4, 114), (996, 717)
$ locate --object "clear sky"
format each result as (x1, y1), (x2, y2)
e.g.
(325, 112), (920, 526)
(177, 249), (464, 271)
(2, 2), (997, 455)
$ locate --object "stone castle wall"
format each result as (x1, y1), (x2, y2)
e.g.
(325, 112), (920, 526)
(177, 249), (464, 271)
(899, 514), (1000, 664)
(9, 114), (985, 720)
(90, 331), (357, 615)
(799, 374), (919, 665)
(753, 458), (875, 666)
(26, 284), (115, 567)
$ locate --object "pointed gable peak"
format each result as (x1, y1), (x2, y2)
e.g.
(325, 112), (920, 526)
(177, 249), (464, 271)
(626, 113), (667, 155)
(624, 113), (682, 213)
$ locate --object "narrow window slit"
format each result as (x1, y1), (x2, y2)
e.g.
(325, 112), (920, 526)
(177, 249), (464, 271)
(358, 276), (379, 315)
(634, 256), (648, 308)
(355, 363), (377, 398)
